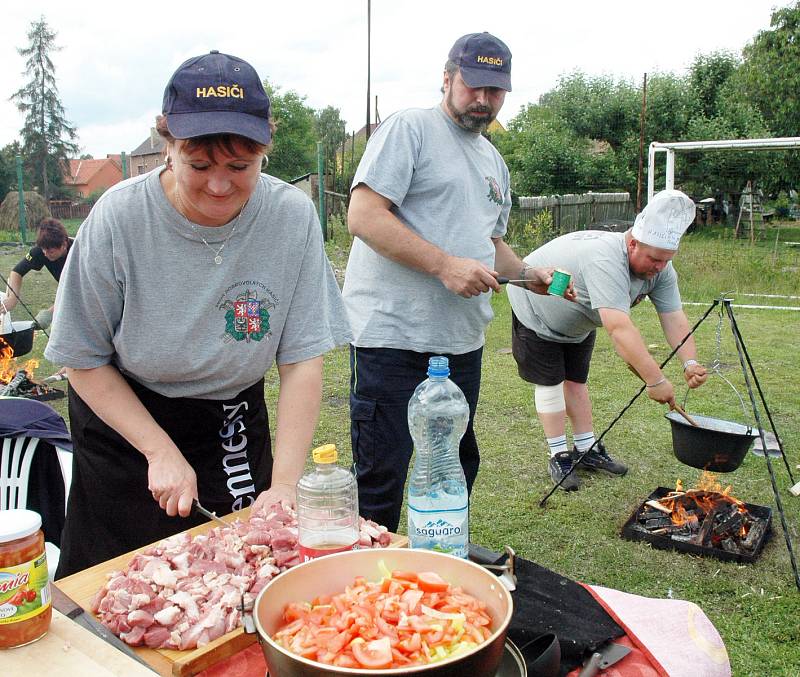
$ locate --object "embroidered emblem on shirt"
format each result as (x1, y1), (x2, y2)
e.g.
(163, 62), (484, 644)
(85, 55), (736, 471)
(485, 176), (503, 205)
(222, 290), (270, 342)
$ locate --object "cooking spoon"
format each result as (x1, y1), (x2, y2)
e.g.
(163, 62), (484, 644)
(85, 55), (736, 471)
(671, 402), (699, 427)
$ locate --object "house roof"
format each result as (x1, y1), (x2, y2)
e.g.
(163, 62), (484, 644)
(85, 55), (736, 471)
(130, 134), (166, 156)
(64, 157), (122, 187)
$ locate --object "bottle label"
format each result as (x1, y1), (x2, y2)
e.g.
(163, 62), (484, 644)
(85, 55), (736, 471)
(0, 554), (51, 625)
(298, 541), (359, 562)
(407, 504), (468, 559)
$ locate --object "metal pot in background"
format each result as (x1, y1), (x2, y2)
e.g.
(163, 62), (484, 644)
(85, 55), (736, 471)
(0, 320), (36, 357)
(665, 411), (759, 472)
(251, 548), (514, 677)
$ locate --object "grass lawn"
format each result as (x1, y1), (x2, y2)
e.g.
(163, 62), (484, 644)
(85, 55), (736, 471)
(1, 217), (798, 674)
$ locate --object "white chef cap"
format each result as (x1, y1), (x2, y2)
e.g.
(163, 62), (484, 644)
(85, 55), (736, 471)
(631, 189), (696, 250)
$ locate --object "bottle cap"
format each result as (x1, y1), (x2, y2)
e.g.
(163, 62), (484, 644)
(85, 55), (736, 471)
(427, 355), (450, 378)
(312, 444), (338, 464)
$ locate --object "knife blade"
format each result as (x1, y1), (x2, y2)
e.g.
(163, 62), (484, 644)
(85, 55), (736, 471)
(193, 498), (229, 526)
(50, 584), (156, 672)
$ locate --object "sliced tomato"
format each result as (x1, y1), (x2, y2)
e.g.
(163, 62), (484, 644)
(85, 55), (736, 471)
(352, 636), (393, 669)
(417, 571), (450, 593)
(391, 570), (419, 583)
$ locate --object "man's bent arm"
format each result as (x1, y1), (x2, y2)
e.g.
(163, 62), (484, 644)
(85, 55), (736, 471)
(348, 184), (499, 298)
(1, 271), (24, 313)
(600, 307), (674, 404)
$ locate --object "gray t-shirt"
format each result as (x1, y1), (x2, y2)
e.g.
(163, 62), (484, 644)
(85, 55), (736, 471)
(342, 105), (511, 354)
(508, 230), (682, 343)
(45, 168), (352, 399)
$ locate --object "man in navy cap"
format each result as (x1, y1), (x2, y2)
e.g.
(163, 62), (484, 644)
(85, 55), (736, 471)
(342, 32), (563, 532)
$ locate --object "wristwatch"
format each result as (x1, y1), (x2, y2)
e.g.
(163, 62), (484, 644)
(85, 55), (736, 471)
(683, 359), (699, 372)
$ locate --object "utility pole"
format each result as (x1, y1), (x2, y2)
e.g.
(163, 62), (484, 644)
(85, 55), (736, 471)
(16, 155), (28, 244)
(636, 73), (647, 214)
(366, 0), (372, 141)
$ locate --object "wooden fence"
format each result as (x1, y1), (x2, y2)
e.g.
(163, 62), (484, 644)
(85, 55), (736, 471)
(517, 192), (634, 233)
(48, 201), (92, 221)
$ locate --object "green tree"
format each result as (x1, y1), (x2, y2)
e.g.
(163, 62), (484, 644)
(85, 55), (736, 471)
(643, 72), (699, 145)
(539, 73), (640, 150)
(0, 143), (22, 198)
(740, 1), (800, 137)
(10, 17), (79, 201)
(314, 106), (347, 165)
(263, 79), (316, 182)
(689, 51), (739, 118)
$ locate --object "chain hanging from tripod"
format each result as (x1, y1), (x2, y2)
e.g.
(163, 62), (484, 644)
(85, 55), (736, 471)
(702, 292), (750, 422)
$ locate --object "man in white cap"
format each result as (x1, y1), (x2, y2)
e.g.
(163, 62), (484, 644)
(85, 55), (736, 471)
(507, 189), (708, 491)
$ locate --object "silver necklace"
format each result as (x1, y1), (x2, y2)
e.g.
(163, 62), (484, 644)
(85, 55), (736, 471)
(174, 189), (245, 265)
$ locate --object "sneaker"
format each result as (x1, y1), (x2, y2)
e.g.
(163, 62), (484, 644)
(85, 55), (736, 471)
(574, 442), (628, 476)
(548, 452), (581, 491)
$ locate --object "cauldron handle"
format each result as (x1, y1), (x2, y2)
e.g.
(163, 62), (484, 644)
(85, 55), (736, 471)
(681, 369), (752, 431)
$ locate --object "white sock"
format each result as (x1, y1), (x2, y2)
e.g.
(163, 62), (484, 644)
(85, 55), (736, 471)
(547, 434), (568, 456)
(573, 431), (596, 451)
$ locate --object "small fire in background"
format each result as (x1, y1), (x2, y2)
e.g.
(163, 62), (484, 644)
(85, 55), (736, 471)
(633, 472), (769, 557)
(0, 338), (63, 400)
(0, 338), (40, 382)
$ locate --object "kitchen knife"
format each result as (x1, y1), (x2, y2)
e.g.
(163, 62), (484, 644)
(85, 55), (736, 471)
(577, 641), (632, 676)
(192, 498), (229, 526)
(50, 584), (156, 672)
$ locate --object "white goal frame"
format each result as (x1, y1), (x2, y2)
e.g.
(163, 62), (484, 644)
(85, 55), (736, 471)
(647, 137), (800, 200)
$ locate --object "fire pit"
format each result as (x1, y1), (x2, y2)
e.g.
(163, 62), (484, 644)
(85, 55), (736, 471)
(0, 340), (65, 401)
(621, 483), (771, 563)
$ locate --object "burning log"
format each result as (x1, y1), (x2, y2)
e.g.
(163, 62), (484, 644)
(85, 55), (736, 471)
(741, 520), (768, 552)
(712, 506), (745, 540)
(645, 500), (672, 514)
(0, 369), (29, 396)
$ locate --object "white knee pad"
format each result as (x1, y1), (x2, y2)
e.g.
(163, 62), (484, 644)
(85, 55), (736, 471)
(534, 383), (566, 413)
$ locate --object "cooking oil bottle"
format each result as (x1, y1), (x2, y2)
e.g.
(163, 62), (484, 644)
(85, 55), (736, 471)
(296, 444), (360, 561)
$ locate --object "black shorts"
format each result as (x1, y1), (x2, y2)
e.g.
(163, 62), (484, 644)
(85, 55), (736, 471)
(511, 312), (596, 385)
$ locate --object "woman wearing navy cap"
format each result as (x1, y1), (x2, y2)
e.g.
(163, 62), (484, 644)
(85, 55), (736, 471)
(46, 51), (352, 576)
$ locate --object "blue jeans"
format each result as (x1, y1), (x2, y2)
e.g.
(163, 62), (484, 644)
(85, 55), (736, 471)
(349, 346), (483, 532)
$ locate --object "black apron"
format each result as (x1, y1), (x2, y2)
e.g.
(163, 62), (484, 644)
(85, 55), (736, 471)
(56, 376), (271, 578)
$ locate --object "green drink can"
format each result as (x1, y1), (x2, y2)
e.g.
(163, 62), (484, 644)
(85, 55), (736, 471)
(547, 268), (571, 297)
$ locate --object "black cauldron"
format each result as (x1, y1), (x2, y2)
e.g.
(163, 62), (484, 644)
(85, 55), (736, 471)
(665, 411), (759, 472)
(0, 321), (35, 357)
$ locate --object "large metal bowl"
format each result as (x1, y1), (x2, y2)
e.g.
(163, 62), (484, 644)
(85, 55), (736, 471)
(253, 548), (513, 677)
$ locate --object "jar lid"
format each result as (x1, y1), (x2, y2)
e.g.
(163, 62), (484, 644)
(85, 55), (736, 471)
(0, 509), (42, 542)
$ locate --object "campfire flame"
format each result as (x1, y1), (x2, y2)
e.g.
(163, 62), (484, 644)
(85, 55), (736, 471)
(659, 472), (750, 540)
(0, 339), (39, 384)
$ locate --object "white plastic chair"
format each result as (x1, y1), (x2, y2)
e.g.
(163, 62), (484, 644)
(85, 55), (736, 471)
(0, 434), (73, 580)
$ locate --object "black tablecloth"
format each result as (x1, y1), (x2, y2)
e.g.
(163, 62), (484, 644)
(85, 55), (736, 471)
(469, 545), (625, 675)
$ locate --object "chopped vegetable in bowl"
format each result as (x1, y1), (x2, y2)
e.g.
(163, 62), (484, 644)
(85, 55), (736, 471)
(272, 563), (494, 670)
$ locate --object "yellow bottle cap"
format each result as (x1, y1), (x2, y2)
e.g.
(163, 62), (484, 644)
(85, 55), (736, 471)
(312, 444), (338, 464)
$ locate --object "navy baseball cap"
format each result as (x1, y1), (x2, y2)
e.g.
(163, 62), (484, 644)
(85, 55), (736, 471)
(448, 32), (512, 91)
(162, 50), (272, 144)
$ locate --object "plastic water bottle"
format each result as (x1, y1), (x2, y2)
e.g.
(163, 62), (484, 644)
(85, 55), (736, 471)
(407, 356), (470, 558)
(296, 444), (360, 562)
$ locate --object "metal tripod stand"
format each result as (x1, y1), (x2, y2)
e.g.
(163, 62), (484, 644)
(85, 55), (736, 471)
(539, 296), (799, 591)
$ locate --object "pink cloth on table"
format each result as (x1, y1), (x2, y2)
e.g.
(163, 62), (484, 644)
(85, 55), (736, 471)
(583, 584), (731, 677)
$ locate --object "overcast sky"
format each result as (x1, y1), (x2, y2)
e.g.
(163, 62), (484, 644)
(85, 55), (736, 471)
(0, 1), (783, 158)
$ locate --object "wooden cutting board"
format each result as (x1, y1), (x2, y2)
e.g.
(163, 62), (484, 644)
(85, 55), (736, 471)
(55, 508), (407, 676)
(5, 609), (156, 676)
